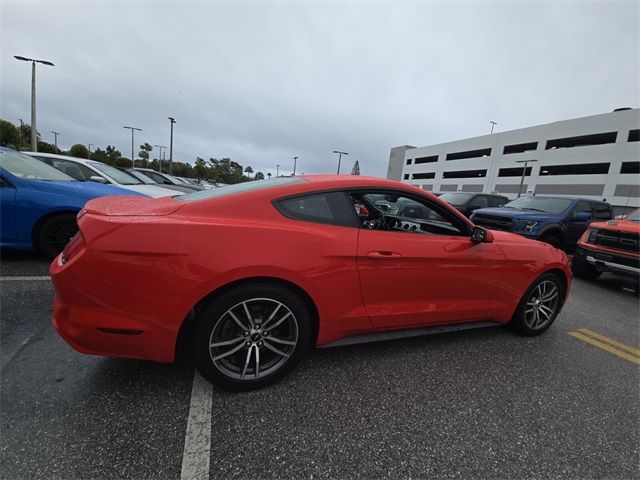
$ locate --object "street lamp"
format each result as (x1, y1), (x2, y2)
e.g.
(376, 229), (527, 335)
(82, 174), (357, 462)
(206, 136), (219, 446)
(88, 144), (93, 158)
(168, 117), (175, 174)
(293, 156), (298, 176)
(51, 131), (60, 148)
(154, 145), (167, 172)
(333, 150), (348, 175)
(276, 164), (280, 177)
(14, 55), (55, 152)
(490, 121), (497, 134)
(123, 126), (142, 168)
(516, 159), (537, 197)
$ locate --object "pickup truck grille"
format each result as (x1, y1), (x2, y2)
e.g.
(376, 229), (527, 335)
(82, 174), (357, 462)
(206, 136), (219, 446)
(473, 214), (514, 231)
(588, 229), (640, 255)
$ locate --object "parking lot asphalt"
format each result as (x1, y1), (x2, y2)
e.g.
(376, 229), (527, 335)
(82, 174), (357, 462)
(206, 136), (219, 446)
(1, 251), (638, 479)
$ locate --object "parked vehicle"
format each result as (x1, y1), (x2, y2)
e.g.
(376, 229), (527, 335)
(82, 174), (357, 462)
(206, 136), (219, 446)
(134, 168), (203, 191)
(439, 192), (509, 217)
(120, 168), (195, 194)
(0, 148), (141, 257)
(51, 175), (570, 390)
(25, 153), (182, 198)
(470, 196), (612, 249)
(572, 209), (639, 280)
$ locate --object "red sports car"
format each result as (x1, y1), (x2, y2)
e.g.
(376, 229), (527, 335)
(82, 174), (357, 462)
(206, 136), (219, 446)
(51, 175), (571, 390)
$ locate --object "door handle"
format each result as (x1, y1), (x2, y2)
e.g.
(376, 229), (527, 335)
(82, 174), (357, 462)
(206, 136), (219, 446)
(367, 251), (402, 259)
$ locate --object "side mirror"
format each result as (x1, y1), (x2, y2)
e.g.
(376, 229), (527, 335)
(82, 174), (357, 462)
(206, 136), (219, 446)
(471, 226), (494, 244)
(89, 175), (108, 184)
(573, 211), (591, 222)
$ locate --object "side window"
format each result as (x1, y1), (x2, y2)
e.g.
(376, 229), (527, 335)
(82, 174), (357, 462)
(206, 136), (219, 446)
(469, 195), (489, 209)
(572, 202), (592, 218)
(51, 160), (94, 181)
(0, 176), (14, 188)
(488, 196), (507, 208)
(592, 203), (612, 220)
(350, 191), (467, 236)
(275, 192), (356, 227)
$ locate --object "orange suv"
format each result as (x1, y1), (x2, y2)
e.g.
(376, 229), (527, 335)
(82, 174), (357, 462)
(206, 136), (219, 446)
(572, 208), (640, 280)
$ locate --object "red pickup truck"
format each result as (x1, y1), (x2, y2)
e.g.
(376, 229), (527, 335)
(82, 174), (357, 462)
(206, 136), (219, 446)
(572, 209), (640, 280)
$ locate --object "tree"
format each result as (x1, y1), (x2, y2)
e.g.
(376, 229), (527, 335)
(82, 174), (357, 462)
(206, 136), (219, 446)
(69, 144), (90, 159)
(37, 141), (60, 154)
(351, 160), (360, 175)
(208, 157), (245, 184)
(244, 166), (254, 177)
(0, 120), (21, 148)
(105, 145), (121, 165)
(139, 143), (153, 167)
(194, 157), (208, 180)
(254, 171), (265, 180)
(267, 172), (272, 179)
(114, 157), (132, 167)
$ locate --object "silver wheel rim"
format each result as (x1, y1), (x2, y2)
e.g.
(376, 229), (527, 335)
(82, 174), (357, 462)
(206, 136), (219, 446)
(208, 298), (299, 380)
(524, 280), (560, 330)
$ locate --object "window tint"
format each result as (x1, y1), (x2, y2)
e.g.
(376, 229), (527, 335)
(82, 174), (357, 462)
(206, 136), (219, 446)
(488, 196), (507, 208)
(49, 159), (95, 181)
(275, 192), (355, 227)
(572, 202), (592, 218)
(591, 204), (612, 220)
(88, 161), (141, 185)
(469, 195), (488, 208)
(350, 191), (466, 236)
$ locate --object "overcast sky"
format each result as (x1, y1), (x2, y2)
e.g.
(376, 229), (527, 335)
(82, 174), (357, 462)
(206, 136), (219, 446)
(1, 0), (638, 177)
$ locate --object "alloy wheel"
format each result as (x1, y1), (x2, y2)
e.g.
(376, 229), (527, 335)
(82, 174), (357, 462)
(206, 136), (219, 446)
(208, 298), (299, 380)
(524, 280), (560, 330)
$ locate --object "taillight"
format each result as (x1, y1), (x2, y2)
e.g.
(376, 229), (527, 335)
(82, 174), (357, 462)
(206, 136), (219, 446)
(61, 231), (84, 264)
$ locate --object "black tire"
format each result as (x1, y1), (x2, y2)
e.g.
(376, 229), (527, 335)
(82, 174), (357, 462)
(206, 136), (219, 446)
(192, 283), (312, 391)
(571, 256), (602, 281)
(36, 214), (78, 259)
(509, 272), (565, 336)
(539, 233), (562, 249)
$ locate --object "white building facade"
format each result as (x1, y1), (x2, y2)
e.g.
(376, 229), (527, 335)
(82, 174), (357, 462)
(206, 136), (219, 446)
(387, 108), (640, 210)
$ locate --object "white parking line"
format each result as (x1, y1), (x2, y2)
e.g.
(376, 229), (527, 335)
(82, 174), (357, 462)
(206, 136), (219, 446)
(181, 370), (213, 480)
(0, 276), (51, 281)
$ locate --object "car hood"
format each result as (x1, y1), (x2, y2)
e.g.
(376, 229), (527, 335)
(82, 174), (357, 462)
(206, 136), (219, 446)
(29, 179), (143, 199)
(589, 219), (640, 234)
(117, 184), (185, 198)
(471, 207), (559, 220)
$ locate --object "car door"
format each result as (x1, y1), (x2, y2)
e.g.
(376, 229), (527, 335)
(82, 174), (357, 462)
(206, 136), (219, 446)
(352, 190), (506, 329)
(0, 174), (16, 242)
(567, 201), (592, 245)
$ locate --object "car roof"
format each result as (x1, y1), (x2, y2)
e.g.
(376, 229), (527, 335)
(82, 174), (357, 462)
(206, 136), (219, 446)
(22, 152), (93, 165)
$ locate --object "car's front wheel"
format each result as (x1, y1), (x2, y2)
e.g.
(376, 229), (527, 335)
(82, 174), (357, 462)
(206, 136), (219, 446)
(193, 283), (312, 390)
(36, 213), (78, 258)
(509, 273), (565, 336)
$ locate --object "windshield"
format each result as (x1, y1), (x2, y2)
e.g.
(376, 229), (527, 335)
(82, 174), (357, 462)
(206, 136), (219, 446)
(504, 196), (573, 214)
(139, 170), (168, 183)
(0, 151), (75, 181)
(625, 209), (640, 221)
(126, 169), (156, 184)
(88, 161), (142, 185)
(440, 192), (474, 204)
(177, 177), (305, 202)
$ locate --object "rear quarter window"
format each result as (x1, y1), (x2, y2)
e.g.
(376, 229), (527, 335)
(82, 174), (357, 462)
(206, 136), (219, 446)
(275, 191), (356, 227)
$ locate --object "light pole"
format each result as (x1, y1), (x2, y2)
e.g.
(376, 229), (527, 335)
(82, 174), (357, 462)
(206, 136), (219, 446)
(123, 126), (142, 168)
(293, 156), (298, 176)
(14, 56), (55, 152)
(88, 144), (93, 158)
(516, 159), (537, 197)
(154, 145), (167, 172)
(168, 117), (175, 174)
(276, 164), (280, 177)
(490, 121), (497, 134)
(333, 150), (348, 174)
(51, 131), (60, 148)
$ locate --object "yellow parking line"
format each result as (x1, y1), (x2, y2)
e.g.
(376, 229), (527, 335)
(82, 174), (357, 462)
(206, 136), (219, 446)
(569, 331), (640, 366)
(576, 328), (640, 357)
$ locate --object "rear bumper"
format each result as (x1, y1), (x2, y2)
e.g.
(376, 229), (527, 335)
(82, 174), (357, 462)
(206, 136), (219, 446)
(575, 246), (640, 278)
(50, 253), (188, 363)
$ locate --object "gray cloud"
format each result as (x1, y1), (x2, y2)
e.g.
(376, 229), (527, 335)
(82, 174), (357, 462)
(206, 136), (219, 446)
(1, 0), (638, 178)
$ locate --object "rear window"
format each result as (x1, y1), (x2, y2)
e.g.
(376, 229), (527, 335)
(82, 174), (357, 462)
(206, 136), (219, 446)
(176, 177), (306, 202)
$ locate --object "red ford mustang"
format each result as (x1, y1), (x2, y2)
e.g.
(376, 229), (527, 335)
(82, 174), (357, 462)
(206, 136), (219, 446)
(51, 175), (571, 390)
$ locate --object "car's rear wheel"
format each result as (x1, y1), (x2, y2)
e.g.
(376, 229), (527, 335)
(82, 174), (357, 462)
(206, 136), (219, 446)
(36, 213), (78, 258)
(193, 284), (312, 390)
(571, 256), (602, 281)
(509, 273), (565, 336)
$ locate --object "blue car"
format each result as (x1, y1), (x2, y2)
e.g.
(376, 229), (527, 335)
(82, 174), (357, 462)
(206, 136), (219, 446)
(0, 148), (143, 257)
(470, 195), (613, 250)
